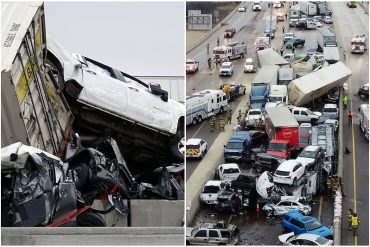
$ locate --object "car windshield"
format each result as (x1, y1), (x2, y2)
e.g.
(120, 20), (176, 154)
(226, 142), (243, 149)
(300, 150), (315, 158)
(268, 143), (287, 151)
(306, 109), (314, 115)
(275, 170), (290, 176)
(316, 236), (330, 245)
(221, 64), (231, 69)
(186, 61), (195, 65)
(187, 144), (200, 149)
(191, 227), (200, 236)
(269, 96), (283, 102)
(223, 168), (240, 174)
(246, 61), (253, 65)
(225, 29), (233, 32)
(305, 220), (323, 231)
(249, 111), (261, 115)
(324, 108), (337, 113)
(203, 185), (220, 193)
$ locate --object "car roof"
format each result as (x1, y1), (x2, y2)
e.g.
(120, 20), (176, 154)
(277, 160), (301, 171)
(303, 145), (320, 152)
(295, 233), (324, 241)
(204, 180), (223, 187)
(222, 62), (232, 66)
(220, 163), (240, 169)
(246, 58), (253, 62)
(324, 104), (337, 108)
(186, 138), (203, 145)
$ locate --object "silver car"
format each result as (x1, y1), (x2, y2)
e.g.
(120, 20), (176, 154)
(262, 197), (312, 216)
(186, 222), (240, 245)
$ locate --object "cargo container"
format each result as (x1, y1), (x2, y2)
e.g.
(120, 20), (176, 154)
(1, 2), (74, 157)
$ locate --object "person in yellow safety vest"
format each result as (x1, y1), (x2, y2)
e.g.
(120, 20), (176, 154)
(347, 208), (353, 230)
(227, 110), (232, 124)
(219, 118), (225, 132)
(351, 213), (360, 236)
(209, 115), (216, 132)
(343, 95), (348, 109)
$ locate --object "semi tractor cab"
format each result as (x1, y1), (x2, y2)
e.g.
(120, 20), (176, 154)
(351, 35), (367, 54)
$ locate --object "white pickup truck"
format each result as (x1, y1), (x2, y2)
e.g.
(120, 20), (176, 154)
(46, 37), (185, 169)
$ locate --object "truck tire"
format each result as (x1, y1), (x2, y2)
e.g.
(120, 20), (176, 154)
(192, 117), (197, 125)
(198, 115), (203, 123)
(240, 53), (244, 58)
(256, 165), (263, 173)
(219, 106), (224, 114)
(170, 131), (185, 162)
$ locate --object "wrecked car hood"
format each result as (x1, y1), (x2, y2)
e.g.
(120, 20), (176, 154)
(256, 171), (274, 198)
(278, 232), (294, 243)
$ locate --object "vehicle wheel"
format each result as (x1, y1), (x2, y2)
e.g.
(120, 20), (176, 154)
(170, 129), (185, 162)
(198, 115), (203, 123)
(256, 165), (263, 173)
(186, 240), (191, 245)
(74, 163), (90, 191)
(219, 106), (224, 114)
(293, 178), (297, 186)
(241, 53), (244, 58)
(192, 117), (197, 125)
(243, 89), (246, 95)
(76, 211), (106, 226)
(200, 151), (205, 159)
(284, 227), (290, 233)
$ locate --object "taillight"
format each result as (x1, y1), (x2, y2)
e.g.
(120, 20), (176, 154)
(195, 148), (200, 154)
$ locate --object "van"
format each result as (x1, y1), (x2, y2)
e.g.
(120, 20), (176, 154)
(244, 58), (256, 73)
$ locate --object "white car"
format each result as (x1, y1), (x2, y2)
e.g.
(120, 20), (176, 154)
(283, 33), (295, 43)
(244, 58), (256, 73)
(273, 1), (282, 8)
(323, 16), (333, 24)
(323, 104), (339, 119)
(185, 138), (208, 159)
(273, 160), (306, 185)
(296, 145), (324, 170)
(252, 1), (262, 11)
(283, 53), (295, 62)
(217, 163), (241, 182)
(219, 62), (233, 76)
(238, 6), (246, 12)
(288, 106), (322, 123)
(245, 108), (264, 126)
(200, 180), (225, 205)
(262, 197), (312, 216)
(46, 37), (185, 169)
(186, 59), (199, 74)
(279, 232), (334, 246)
(314, 21), (322, 27)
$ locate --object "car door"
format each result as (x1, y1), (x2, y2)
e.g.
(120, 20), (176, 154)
(276, 201), (291, 215)
(208, 230), (222, 245)
(293, 109), (302, 122)
(291, 218), (305, 234)
(192, 229), (208, 245)
(293, 164), (304, 179)
(300, 110), (310, 122)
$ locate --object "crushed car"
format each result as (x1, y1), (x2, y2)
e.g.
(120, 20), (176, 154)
(262, 196), (312, 216)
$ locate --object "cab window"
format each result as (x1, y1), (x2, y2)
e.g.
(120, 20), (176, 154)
(209, 230), (219, 238)
(220, 230), (231, 238)
(194, 230), (207, 238)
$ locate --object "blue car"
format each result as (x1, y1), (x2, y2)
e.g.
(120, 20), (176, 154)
(281, 211), (333, 239)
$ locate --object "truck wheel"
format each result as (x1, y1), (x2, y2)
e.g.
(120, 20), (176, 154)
(240, 53), (244, 58)
(76, 211), (106, 226)
(219, 106), (224, 114)
(198, 115), (203, 123)
(170, 129), (185, 163)
(192, 117), (197, 125)
(293, 178), (297, 186)
(186, 241), (191, 245)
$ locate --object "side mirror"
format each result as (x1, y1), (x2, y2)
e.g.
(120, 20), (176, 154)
(149, 83), (168, 102)
(224, 145), (226, 148)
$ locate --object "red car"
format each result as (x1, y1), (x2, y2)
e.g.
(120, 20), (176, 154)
(277, 15), (285, 22)
(224, 28), (236, 38)
(186, 59), (199, 74)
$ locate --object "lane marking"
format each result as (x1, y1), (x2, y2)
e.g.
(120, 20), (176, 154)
(318, 196), (323, 221)
(191, 120), (207, 139)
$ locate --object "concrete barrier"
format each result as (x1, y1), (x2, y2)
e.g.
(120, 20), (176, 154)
(1, 227), (184, 245)
(130, 200), (184, 227)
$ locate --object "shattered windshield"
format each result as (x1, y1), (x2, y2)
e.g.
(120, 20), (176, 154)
(203, 185), (221, 193)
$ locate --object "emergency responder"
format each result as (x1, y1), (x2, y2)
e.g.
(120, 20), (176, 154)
(209, 114), (216, 132)
(343, 95), (348, 109)
(227, 109), (232, 124)
(237, 116), (241, 126)
(217, 37), (220, 46)
(347, 208), (353, 230)
(238, 109), (243, 120)
(282, 26), (285, 34)
(351, 213), (360, 236)
(280, 46), (284, 56)
(292, 45), (295, 54)
(208, 57), (212, 70)
(338, 175), (346, 197)
(285, 13), (288, 20)
(219, 117), (225, 132)
(207, 43), (210, 53)
(215, 58), (219, 68)
(348, 110), (353, 125)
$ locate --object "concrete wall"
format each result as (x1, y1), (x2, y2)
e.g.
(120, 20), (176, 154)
(1, 227), (184, 245)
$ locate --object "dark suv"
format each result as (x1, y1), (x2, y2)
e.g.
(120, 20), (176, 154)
(254, 152), (285, 173)
(285, 38), (305, 49)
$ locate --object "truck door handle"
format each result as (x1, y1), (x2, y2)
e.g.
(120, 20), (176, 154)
(128, 87), (139, 92)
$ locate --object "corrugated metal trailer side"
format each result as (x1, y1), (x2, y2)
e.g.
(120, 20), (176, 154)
(1, 2), (74, 157)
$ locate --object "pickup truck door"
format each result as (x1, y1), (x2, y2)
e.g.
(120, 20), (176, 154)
(192, 229), (208, 245)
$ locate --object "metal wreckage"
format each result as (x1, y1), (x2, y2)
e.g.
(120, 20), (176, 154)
(1, 136), (184, 227)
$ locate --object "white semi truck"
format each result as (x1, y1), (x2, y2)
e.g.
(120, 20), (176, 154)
(288, 62), (353, 106)
(359, 104), (369, 140)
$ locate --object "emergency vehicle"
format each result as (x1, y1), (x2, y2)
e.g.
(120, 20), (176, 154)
(213, 42), (248, 62)
(351, 35), (367, 54)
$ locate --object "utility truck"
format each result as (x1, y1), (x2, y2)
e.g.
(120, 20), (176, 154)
(186, 90), (228, 125)
(213, 42), (248, 62)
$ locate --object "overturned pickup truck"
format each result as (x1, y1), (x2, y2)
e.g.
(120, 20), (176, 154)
(46, 37), (184, 173)
(1, 137), (184, 227)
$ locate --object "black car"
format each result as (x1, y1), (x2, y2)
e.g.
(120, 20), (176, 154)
(285, 38), (305, 49)
(254, 152), (285, 173)
(295, 21), (307, 29)
(326, 87), (340, 103)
